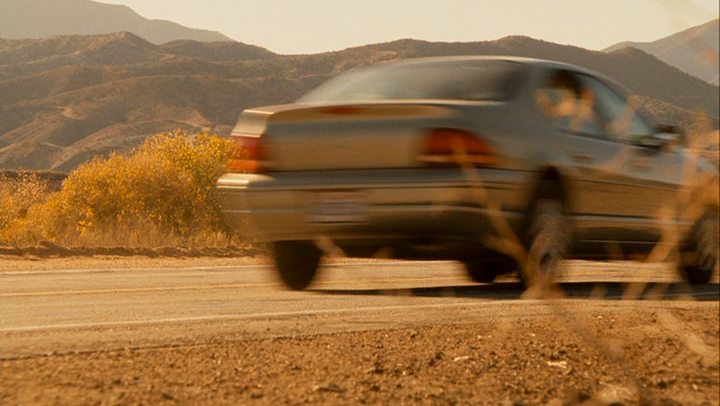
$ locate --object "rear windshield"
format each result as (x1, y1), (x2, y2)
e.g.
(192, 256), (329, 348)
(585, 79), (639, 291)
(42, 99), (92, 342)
(299, 60), (526, 103)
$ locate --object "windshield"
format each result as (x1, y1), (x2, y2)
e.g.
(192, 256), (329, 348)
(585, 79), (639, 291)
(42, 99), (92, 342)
(299, 60), (526, 103)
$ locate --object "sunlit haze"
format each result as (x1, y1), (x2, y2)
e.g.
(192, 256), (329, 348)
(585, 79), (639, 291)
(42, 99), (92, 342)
(99, 0), (719, 54)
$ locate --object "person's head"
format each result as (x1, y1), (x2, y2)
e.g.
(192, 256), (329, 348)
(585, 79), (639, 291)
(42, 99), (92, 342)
(549, 71), (582, 98)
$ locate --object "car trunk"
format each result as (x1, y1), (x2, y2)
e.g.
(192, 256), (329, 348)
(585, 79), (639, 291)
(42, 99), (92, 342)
(233, 102), (463, 171)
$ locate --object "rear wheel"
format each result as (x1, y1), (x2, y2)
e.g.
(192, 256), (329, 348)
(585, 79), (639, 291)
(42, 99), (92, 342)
(522, 196), (569, 290)
(679, 213), (718, 285)
(463, 260), (498, 283)
(462, 254), (517, 283)
(272, 241), (323, 290)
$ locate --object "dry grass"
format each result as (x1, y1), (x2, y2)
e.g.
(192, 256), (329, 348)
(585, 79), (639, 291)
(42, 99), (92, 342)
(446, 69), (719, 404)
(0, 131), (243, 249)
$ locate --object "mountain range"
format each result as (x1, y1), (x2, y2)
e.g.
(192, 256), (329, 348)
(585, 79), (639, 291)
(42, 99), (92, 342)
(0, 1), (717, 171)
(605, 19), (719, 85)
(2, 0), (716, 85)
(0, 0), (231, 44)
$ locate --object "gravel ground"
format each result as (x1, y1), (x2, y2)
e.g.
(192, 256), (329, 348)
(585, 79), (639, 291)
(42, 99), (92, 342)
(2, 305), (718, 405)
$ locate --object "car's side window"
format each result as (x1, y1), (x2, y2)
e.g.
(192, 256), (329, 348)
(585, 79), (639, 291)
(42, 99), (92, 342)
(578, 75), (654, 144)
(535, 70), (605, 138)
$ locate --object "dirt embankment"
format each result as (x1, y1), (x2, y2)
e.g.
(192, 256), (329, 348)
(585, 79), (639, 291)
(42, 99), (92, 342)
(2, 306), (718, 405)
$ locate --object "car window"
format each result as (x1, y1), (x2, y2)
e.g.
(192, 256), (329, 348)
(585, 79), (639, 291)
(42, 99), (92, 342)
(577, 75), (655, 143)
(535, 70), (605, 138)
(299, 60), (526, 103)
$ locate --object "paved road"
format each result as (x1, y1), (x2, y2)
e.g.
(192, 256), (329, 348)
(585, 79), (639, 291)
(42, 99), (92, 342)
(1, 260), (718, 359)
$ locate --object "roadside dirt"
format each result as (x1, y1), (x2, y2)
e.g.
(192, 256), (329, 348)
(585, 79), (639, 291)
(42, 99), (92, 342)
(0, 243), (261, 261)
(0, 252), (409, 272)
(2, 304), (718, 405)
(0, 254), (266, 271)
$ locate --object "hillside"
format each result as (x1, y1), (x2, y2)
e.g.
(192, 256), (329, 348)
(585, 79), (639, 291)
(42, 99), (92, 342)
(605, 19), (719, 85)
(0, 32), (717, 171)
(0, 0), (231, 44)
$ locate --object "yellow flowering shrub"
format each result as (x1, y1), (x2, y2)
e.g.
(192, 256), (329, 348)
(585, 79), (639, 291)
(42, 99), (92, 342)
(0, 172), (50, 244)
(0, 131), (235, 247)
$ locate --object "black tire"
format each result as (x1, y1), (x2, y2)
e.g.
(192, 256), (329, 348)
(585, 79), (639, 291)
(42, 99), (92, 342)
(462, 254), (517, 283)
(522, 196), (569, 289)
(272, 241), (323, 290)
(679, 213), (718, 285)
(462, 260), (498, 283)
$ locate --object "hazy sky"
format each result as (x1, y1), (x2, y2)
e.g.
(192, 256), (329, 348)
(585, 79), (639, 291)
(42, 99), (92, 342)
(102, 0), (719, 54)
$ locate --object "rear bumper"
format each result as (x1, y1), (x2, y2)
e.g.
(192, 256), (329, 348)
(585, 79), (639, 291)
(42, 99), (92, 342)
(216, 168), (533, 245)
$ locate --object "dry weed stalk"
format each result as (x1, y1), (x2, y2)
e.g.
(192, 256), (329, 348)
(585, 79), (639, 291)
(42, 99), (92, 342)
(446, 66), (718, 401)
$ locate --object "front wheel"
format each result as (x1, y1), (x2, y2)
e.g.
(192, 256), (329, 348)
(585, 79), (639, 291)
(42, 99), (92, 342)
(522, 197), (570, 290)
(679, 213), (718, 285)
(272, 241), (323, 290)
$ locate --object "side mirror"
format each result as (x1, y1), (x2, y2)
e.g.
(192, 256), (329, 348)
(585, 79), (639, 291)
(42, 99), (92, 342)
(637, 125), (685, 150)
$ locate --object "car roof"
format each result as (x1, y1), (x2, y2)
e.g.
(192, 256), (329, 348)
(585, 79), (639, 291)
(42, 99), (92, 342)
(381, 55), (587, 73)
(378, 55), (626, 92)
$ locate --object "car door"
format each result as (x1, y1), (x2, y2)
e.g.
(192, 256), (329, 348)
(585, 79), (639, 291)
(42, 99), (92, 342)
(576, 74), (685, 246)
(535, 69), (641, 243)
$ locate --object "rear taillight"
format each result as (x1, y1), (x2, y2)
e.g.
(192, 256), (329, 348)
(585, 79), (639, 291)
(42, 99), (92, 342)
(418, 128), (497, 166)
(227, 134), (271, 173)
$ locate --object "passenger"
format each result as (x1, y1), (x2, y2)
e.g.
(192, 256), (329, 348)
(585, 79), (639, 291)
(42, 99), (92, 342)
(536, 71), (598, 134)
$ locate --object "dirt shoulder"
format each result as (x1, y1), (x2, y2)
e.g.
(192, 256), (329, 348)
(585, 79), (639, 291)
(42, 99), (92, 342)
(0, 254), (267, 272)
(2, 305), (717, 405)
(0, 243), (261, 262)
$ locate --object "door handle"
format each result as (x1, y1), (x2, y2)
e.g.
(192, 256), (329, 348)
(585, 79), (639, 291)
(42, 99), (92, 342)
(630, 161), (650, 171)
(571, 154), (593, 163)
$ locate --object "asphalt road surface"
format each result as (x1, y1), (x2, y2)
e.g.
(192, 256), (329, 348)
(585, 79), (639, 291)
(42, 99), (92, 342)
(1, 259), (718, 404)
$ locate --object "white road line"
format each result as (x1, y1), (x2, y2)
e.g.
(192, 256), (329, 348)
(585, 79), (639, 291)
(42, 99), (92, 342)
(0, 277), (464, 297)
(0, 261), (438, 276)
(1, 296), (712, 334)
(0, 301), (499, 333)
(0, 283), (277, 297)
